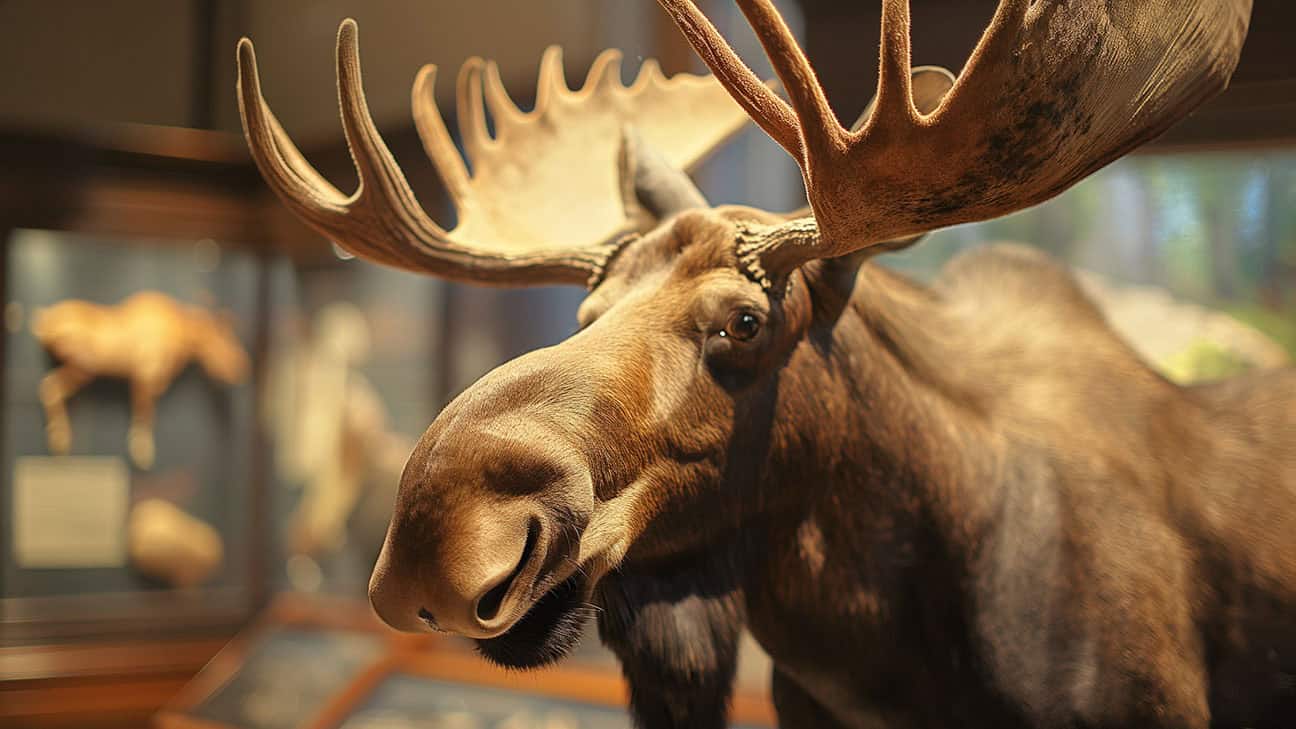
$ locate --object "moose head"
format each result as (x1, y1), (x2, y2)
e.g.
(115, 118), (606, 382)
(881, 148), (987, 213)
(238, 0), (1249, 672)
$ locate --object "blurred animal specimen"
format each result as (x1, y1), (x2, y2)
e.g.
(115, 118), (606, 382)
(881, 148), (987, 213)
(266, 302), (411, 560)
(34, 292), (249, 468)
(239, 2), (1296, 727)
(128, 498), (224, 587)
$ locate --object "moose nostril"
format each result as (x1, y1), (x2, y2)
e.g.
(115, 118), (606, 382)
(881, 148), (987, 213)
(474, 575), (511, 623)
(417, 607), (439, 629)
(474, 518), (541, 623)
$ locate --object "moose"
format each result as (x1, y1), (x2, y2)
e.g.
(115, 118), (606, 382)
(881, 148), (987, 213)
(236, 0), (1296, 726)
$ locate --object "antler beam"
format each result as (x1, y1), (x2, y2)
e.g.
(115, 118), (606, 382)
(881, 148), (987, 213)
(237, 19), (754, 288)
(658, 0), (1252, 284)
(238, 21), (617, 286)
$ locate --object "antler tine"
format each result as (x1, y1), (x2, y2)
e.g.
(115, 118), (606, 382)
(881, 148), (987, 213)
(655, 0), (801, 157)
(933, 0), (1030, 114)
(334, 19), (469, 272)
(457, 58), (495, 168)
(237, 38), (349, 219)
(535, 46), (569, 114)
(411, 64), (472, 205)
(583, 49), (625, 96)
(628, 57), (665, 93)
(335, 21), (422, 208)
(482, 60), (524, 135)
(733, 0), (845, 154)
(871, 0), (915, 127)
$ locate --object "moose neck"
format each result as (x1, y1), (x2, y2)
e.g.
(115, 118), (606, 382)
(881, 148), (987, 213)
(760, 258), (1003, 552)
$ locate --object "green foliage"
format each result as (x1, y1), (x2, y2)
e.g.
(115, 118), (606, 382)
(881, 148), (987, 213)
(1227, 304), (1296, 358)
(1161, 340), (1254, 384)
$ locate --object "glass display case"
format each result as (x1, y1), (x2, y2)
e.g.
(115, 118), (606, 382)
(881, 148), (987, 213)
(2, 228), (262, 637)
(262, 258), (443, 598)
(0, 127), (281, 649)
(0, 124), (284, 729)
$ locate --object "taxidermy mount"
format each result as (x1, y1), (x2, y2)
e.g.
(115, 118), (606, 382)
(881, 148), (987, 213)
(34, 291), (249, 469)
(238, 1), (1296, 726)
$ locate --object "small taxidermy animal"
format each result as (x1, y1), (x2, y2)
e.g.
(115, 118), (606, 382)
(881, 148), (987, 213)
(33, 291), (249, 468)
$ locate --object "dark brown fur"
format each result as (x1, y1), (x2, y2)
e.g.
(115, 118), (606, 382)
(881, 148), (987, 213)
(370, 207), (1296, 728)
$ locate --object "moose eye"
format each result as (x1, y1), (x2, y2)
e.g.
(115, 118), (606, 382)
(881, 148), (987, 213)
(722, 310), (762, 341)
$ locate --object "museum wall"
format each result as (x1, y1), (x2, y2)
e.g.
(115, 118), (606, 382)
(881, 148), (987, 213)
(0, 0), (612, 134)
(0, 1), (204, 129)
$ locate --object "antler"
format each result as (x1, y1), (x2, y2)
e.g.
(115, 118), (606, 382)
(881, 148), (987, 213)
(658, 0), (1252, 285)
(237, 19), (753, 287)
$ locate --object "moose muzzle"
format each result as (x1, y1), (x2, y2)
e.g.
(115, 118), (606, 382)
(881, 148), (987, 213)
(366, 340), (613, 640)
(369, 497), (547, 637)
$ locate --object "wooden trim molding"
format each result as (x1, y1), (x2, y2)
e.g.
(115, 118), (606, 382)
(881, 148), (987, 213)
(0, 637), (228, 729)
(0, 639), (230, 683)
(0, 122), (330, 260)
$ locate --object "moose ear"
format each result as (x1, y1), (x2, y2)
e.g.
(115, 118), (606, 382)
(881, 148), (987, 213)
(851, 66), (957, 131)
(618, 125), (709, 222)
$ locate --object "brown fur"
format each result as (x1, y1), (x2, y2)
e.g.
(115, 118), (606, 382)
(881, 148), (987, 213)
(368, 208), (1296, 728)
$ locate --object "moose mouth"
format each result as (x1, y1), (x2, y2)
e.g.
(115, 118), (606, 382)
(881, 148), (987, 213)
(473, 570), (592, 669)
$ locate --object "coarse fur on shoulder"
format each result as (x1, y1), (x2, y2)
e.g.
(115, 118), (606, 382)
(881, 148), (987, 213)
(825, 243), (1175, 434)
(931, 243), (1136, 362)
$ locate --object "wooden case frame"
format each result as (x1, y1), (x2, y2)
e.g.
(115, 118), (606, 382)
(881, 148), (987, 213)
(156, 593), (776, 729)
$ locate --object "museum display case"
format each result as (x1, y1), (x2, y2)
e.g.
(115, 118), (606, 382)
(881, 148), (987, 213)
(3, 227), (261, 633)
(0, 124), (276, 729)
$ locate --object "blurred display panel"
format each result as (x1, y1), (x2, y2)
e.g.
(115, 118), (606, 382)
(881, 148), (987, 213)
(1, 228), (262, 637)
(338, 674), (659, 729)
(262, 260), (441, 599)
(157, 596), (399, 729)
(438, 284), (585, 397)
(188, 626), (385, 729)
(333, 649), (775, 729)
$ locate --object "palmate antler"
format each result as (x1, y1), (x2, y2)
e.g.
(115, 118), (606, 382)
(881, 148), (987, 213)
(237, 19), (753, 287)
(658, 0), (1252, 285)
